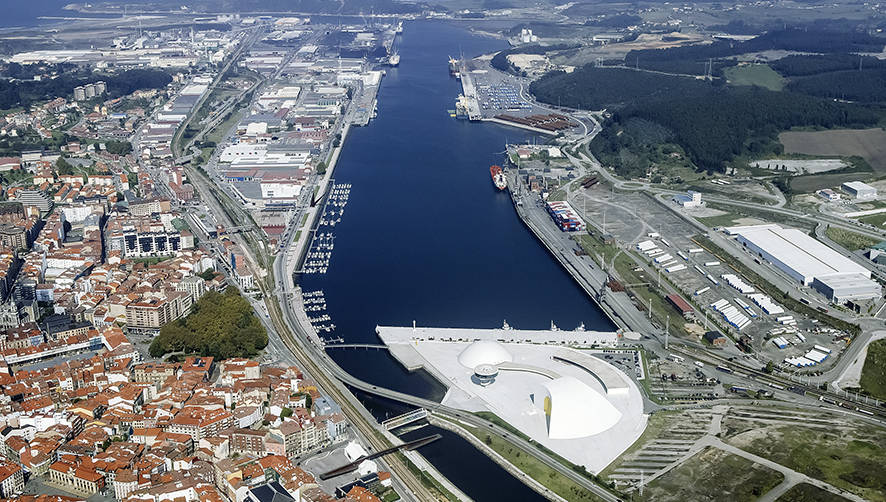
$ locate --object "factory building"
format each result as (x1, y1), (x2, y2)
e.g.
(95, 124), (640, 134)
(842, 181), (877, 200)
(726, 224), (880, 303)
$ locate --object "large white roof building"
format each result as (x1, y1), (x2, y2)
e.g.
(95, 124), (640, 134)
(726, 224), (870, 285)
(725, 224), (880, 303)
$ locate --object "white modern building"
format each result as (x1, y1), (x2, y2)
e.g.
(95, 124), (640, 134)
(673, 190), (702, 208)
(842, 181), (877, 200)
(725, 224), (880, 303)
(376, 326), (644, 473)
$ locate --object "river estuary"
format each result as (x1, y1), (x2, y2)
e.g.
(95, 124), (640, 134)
(301, 20), (615, 500)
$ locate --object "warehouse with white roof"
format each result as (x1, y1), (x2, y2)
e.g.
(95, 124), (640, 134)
(725, 224), (881, 303)
(842, 181), (877, 200)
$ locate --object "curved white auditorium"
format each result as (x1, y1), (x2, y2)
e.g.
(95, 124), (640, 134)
(536, 376), (622, 439)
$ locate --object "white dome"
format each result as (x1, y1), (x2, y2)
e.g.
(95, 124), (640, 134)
(537, 376), (621, 440)
(458, 340), (513, 369)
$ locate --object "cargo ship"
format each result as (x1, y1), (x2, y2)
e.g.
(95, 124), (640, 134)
(490, 165), (507, 191)
(448, 56), (460, 78)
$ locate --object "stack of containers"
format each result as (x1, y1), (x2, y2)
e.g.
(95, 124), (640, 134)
(545, 201), (586, 232)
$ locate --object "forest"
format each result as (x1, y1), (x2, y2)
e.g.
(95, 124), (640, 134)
(618, 28), (886, 75)
(149, 289), (268, 360)
(534, 66), (880, 172)
(0, 68), (172, 110)
(787, 68), (886, 103)
(626, 28), (885, 64)
(529, 67), (710, 109)
(769, 53), (886, 76)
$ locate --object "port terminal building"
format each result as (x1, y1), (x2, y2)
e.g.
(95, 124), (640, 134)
(725, 224), (881, 303)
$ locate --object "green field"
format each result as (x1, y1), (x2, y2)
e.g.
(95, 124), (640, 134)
(457, 418), (608, 502)
(860, 339), (886, 401)
(724, 64), (785, 91)
(858, 212), (886, 228)
(776, 483), (850, 502)
(696, 212), (744, 228)
(640, 447), (784, 502)
(825, 226), (880, 251)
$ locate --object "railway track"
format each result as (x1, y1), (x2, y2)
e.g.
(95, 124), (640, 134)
(670, 345), (886, 419)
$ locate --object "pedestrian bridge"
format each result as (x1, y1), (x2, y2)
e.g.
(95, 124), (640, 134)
(382, 408), (429, 430)
(323, 343), (389, 350)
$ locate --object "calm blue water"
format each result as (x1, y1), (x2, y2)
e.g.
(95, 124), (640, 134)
(1, 1), (73, 28)
(302, 19), (613, 398)
(300, 20), (613, 500)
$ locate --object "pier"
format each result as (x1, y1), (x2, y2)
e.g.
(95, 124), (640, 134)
(458, 70), (483, 121)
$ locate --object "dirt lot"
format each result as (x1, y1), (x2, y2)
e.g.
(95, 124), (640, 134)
(779, 129), (886, 173)
(640, 446), (784, 502)
(724, 410), (886, 502)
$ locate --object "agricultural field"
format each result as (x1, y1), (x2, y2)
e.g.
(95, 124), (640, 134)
(780, 129), (886, 173)
(724, 64), (785, 91)
(639, 447), (784, 502)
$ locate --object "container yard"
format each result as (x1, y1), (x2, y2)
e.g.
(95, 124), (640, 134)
(546, 200), (586, 232)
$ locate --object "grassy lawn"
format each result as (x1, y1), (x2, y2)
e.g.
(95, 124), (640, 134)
(858, 212), (886, 228)
(460, 421), (608, 502)
(724, 64), (785, 91)
(696, 212), (743, 228)
(825, 226), (880, 251)
(776, 483), (851, 502)
(860, 339), (886, 401)
(640, 447), (784, 502)
(728, 424), (886, 502)
(378, 487), (401, 502)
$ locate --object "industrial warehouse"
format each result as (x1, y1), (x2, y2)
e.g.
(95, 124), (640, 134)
(725, 224), (881, 303)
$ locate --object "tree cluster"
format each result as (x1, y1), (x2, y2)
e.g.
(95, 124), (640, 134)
(149, 289), (268, 360)
(104, 140), (133, 155)
(0, 68), (171, 111)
